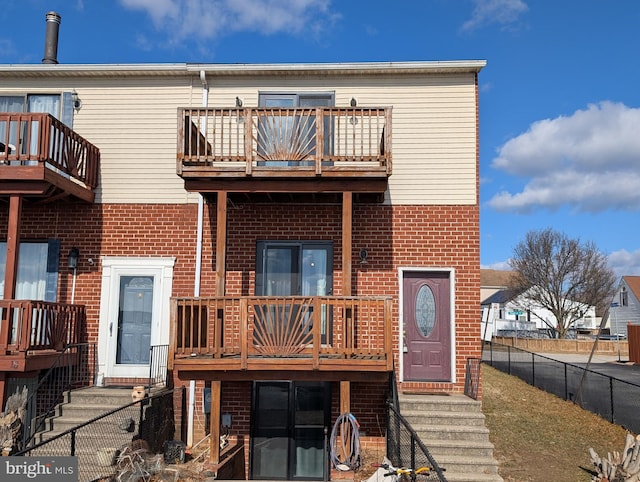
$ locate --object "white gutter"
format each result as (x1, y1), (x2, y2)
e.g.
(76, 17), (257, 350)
(187, 70), (208, 449)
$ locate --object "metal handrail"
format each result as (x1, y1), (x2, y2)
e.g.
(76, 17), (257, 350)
(386, 401), (448, 481)
(21, 342), (95, 449)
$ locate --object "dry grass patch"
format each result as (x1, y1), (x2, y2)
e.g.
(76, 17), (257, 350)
(482, 364), (630, 481)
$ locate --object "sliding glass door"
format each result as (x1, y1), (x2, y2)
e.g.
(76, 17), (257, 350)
(251, 381), (330, 480)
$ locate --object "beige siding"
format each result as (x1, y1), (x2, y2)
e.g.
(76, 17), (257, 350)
(0, 70), (478, 205)
(205, 73), (478, 205)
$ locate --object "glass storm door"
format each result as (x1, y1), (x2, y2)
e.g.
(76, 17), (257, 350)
(251, 381), (330, 480)
(116, 276), (153, 365)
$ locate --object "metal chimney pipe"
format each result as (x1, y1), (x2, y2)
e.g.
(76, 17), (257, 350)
(42, 11), (61, 64)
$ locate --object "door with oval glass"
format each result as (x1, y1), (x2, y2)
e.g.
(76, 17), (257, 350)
(402, 271), (451, 381)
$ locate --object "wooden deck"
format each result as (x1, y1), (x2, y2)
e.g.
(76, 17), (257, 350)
(0, 113), (99, 202)
(169, 296), (394, 379)
(0, 300), (86, 371)
(177, 107), (392, 194)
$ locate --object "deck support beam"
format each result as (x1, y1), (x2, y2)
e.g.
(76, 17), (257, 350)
(209, 380), (222, 465)
(215, 191), (227, 296)
(342, 192), (352, 296)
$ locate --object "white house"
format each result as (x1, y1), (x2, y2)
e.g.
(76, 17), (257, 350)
(481, 287), (597, 340)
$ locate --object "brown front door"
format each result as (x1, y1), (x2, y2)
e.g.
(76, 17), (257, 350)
(403, 271), (451, 381)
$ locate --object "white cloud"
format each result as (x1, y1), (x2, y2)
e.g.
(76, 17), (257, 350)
(607, 249), (640, 279)
(488, 102), (640, 213)
(461, 0), (528, 32)
(118, 0), (337, 45)
(480, 260), (512, 271)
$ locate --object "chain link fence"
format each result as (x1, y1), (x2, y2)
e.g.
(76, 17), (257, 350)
(15, 388), (179, 482)
(482, 341), (640, 433)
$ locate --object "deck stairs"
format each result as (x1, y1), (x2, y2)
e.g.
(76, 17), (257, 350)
(398, 393), (503, 482)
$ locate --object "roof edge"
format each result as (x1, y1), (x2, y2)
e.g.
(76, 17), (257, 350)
(0, 60), (487, 78)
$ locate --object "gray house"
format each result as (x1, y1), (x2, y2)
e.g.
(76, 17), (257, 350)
(606, 276), (640, 338)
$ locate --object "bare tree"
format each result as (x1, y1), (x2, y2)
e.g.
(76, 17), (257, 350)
(508, 228), (616, 339)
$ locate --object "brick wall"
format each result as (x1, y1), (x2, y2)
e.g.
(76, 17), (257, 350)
(0, 199), (480, 453)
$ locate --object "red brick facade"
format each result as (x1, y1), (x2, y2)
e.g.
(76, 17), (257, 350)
(0, 199), (480, 449)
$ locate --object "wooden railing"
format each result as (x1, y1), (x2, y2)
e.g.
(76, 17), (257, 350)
(178, 107), (392, 176)
(0, 300), (86, 353)
(0, 113), (100, 189)
(169, 296), (393, 370)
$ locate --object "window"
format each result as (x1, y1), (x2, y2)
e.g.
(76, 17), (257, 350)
(255, 241), (332, 297)
(0, 240), (60, 301)
(621, 286), (628, 307)
(255, 241), (333, 345)
(0, 93), (74, 158)
(257, 92), (334, 166)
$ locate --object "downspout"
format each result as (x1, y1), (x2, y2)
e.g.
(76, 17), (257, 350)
(187, 70), (208, 448)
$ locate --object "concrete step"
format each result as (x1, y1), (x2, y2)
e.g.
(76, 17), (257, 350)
(398, 393), (482, 412)
(443, 473), (504, 482)
(423, 439), (497, 459)
(62, 386), (136, 406)
(436, 454), (500, 474)
(398, 393), (503, 482)
(402, 410), (488, 427)
(411, 424), (492, 442)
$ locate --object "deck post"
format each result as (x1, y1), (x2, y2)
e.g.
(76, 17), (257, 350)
(215, 192), (227, 296)
(342, 192), (352, 296)
(209, 380), (222, 464)
(340, 380), (351, 413)
(3, 195), (22, 301)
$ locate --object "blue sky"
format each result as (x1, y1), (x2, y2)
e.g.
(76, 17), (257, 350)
(2, 0), (639, 278)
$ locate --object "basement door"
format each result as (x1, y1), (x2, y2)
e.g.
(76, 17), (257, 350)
(402, 270), (452, 382)
(98, 257), (175, 380)
(250, 381), (330, 480)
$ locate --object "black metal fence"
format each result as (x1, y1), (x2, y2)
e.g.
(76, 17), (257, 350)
(483, 341), (640, 433)
(15, 388), (179, 482)
(386, 402), (447, 481)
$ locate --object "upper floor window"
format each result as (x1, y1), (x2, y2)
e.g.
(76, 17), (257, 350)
(621, 286), (628, 307)
(0, 93), (74, 126)
(257, 92), (334, 165)
(1, 94), (75, 157)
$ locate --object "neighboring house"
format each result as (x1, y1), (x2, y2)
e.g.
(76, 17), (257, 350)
(0, 14), (485, 480)
(480, 268), (515, 303)
(605, 276), (640, 337)
(481, 287), (597, 340)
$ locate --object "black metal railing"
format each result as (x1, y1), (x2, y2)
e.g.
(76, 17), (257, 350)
(483, 341), (640, 433)
(21, 343), (95, 450)
(148, 344), (169, 391)
(463, 358), (481, 400)
(15, 388), (179, 482)
(386, 402), (447, 481)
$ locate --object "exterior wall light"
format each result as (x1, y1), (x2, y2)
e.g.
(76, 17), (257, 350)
(68, 247), (80, 269)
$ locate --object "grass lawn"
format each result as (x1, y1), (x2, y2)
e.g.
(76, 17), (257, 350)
(482, 364), (631, 481)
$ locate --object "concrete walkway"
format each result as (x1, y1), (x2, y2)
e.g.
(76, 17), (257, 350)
(536, 352), (640, 385)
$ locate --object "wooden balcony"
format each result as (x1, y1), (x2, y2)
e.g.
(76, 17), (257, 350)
(0, 300), (86, 372)
(169, 296), (394, 380)
(177, 107), (392, 198)
(0, 113), (100, 203)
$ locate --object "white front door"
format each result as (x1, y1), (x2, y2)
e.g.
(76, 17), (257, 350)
(98, 257), (175, 380)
